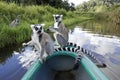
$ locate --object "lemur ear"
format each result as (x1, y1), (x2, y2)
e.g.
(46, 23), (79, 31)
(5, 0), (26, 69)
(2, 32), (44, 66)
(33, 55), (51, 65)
(60, 15), (63, 17)
(41, 24), (45, 27)
(53, 14), (55, 17)
(30, 24), (35, 29)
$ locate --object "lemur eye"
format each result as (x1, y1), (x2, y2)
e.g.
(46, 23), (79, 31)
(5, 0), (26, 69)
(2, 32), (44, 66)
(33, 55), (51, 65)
(56, 16), (60, 18)
(55, 17), (58, 19)
(34, 26), (38, 31)
(40, 27), (42, 30)
(39, 26), (42, 30)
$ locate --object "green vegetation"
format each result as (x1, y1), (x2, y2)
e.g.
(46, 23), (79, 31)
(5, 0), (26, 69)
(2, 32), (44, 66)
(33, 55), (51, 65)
(0, 1), (92, 48)
(1, 0), (119, 48)
(80, 20), (120, 37)
(1, 0), (75, 11)
(76, 0), (120, 12)
(76, 0), (120, 24)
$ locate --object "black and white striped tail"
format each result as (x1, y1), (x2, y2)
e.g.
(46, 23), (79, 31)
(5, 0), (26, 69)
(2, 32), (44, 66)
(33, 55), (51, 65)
(81, 48), (99, 62)
(81, 48), (107, 67)
(67, 42), (77, 47)
(54, 44), (83, 70)
(67, 42), (80, 49)
(55, 42), (106, 70)
(54, 47), (78, 52)
(72, 50), (83, 70)
(67, 42), (107, 68)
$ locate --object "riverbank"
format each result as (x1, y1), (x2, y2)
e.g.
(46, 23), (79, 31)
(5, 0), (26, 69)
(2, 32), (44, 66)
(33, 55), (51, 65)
(0, 2), (93, 48)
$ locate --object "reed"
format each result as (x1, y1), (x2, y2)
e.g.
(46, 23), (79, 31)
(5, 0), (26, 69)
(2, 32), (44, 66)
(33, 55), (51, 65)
(0, 1), (93, 48)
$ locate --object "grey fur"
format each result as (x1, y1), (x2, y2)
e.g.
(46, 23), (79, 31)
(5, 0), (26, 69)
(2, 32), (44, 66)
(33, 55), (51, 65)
(49, 14), (69, 47)
(10, 15), (21, 27)
(23, 24), (54, 61)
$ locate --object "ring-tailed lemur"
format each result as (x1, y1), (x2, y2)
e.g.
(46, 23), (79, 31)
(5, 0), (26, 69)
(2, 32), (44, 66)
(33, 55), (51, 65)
(22, 24), (54, 62)
(10, 15), (21, 27)
(55, 42), (107, 70)
(49, 14), (69, 47)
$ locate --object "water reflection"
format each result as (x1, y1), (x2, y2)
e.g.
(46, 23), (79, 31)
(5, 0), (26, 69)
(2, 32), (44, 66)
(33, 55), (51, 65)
(80, 21), (120, 37)
(0, 23), (120, 79)
(69, 27), (120, 80)
(0, 47), (17, 64)
(16, 47), (39, 69)
(0, 46), (38, 80)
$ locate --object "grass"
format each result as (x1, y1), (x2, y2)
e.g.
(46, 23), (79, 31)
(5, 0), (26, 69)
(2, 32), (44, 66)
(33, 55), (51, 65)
(0, 1), (93, 48)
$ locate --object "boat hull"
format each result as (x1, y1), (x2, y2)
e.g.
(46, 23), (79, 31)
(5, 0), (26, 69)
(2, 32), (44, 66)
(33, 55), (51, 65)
(22, 51), (109, 80)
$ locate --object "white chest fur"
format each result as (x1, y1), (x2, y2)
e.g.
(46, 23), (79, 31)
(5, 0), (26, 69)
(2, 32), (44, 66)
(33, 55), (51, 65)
(54, 22), (58, 28)
(31, 33), (41, 52)
(32, 33), (39, 43)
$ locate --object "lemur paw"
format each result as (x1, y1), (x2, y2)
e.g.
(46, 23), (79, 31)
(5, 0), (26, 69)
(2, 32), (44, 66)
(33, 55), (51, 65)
(42, 57), (47, 62)
(38, 58), (43, 63)
(38, 57), (47, 63)
(22, 43), (27, 47)
(49, 26), (54, 31)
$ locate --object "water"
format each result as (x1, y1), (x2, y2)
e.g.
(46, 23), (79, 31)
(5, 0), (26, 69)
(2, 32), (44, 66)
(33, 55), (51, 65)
(0, 46), (39, 80)
(0, 22), (120, 80)
(69, 27), (120, 80)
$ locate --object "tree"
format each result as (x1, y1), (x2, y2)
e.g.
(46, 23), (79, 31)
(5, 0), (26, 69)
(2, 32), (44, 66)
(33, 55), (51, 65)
(3, 0), (75, 11)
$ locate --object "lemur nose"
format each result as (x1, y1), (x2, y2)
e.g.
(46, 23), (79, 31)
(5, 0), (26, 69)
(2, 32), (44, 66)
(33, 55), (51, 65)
(38, 30), (41, 34)
(55, 17), (58, 19)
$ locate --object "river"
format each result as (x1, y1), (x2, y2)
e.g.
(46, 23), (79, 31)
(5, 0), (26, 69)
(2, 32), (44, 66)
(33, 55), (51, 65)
(0, 22), (120, 80)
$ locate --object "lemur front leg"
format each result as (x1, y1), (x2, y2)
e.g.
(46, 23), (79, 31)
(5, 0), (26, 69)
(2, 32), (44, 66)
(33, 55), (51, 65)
(22, 40), (34, 47)
(49, 26), (60, 33)
(21, 40), (35, 52)
(38, 46), (47, 63)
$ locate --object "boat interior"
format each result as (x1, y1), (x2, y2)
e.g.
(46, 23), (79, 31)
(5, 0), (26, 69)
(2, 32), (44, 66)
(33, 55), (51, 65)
(33, 55), (92, 80)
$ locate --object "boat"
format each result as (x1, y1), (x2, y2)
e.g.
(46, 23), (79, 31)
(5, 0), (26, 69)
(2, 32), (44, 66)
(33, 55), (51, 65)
(21, 45), (109, 80)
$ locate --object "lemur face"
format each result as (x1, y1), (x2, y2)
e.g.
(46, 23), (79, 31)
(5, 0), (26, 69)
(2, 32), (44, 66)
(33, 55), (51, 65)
(53, 14), (63, 22)
(30, 24), (45, 34)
